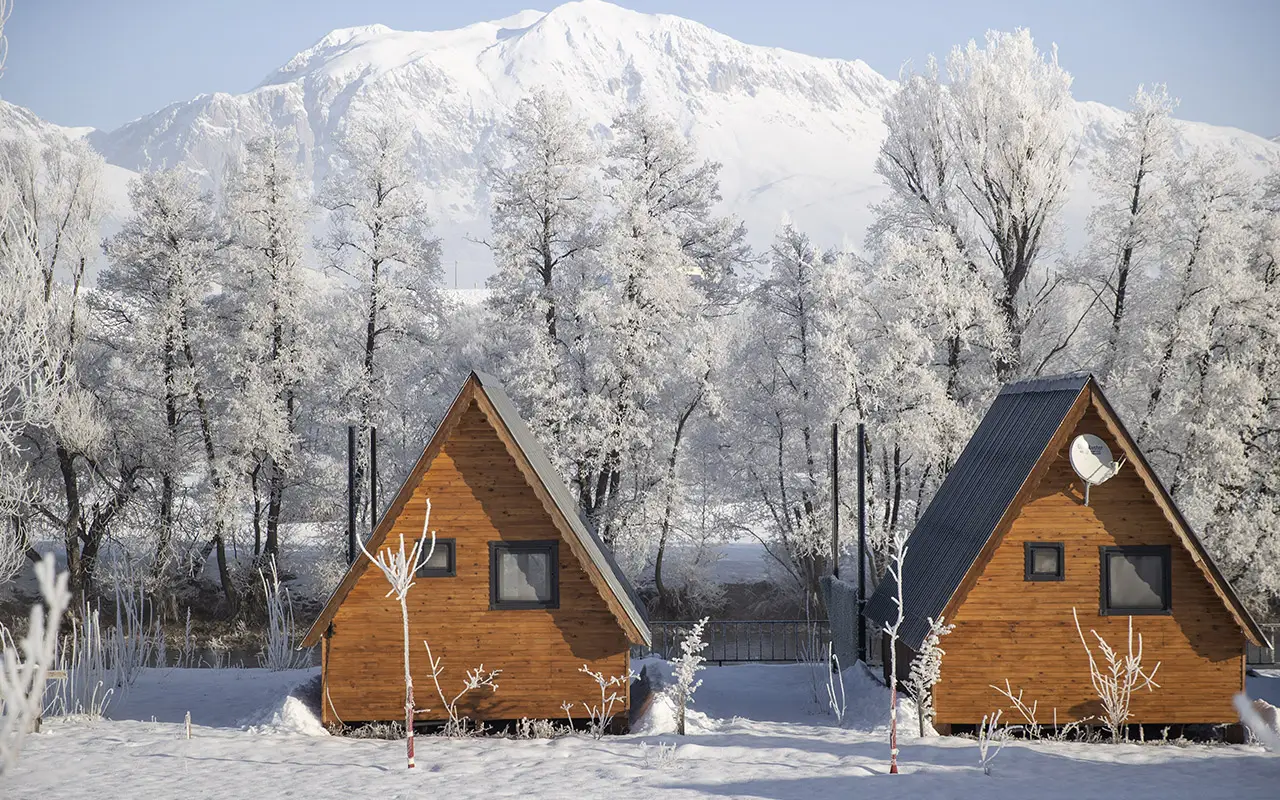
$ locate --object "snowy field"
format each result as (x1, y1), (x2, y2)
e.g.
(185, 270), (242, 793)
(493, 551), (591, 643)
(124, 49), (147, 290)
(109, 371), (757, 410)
(6, 663), (1278, 799)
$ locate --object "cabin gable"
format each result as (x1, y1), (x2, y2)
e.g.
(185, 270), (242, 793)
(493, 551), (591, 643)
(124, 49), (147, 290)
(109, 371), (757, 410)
(936, 403), (1246, 725)
(321, 400), (630, 725)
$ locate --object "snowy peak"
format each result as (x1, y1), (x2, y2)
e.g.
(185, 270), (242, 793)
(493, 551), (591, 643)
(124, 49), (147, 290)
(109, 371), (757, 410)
(28, 1), (1280, 287)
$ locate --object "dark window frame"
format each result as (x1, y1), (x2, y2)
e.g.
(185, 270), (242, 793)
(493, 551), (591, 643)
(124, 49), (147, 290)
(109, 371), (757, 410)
(489, 540), (560, 610)
(1024, 541), (1064, 581)
(415, 538), (456, 578)
(1099, 545), (1172, 615)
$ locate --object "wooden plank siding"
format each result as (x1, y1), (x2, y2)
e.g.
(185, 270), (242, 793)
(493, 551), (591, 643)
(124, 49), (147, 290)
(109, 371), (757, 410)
(935, 406), (1246, 726)
(322, 402), (631, 725)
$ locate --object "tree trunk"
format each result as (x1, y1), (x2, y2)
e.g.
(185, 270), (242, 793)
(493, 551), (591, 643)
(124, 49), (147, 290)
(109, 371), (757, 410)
(56, 443), (87, 605)
(214, 534), (238, 617)
(654, 390), (702, 615)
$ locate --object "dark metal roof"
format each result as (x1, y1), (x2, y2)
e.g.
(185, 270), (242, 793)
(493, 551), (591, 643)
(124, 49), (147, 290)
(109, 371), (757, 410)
(473, 371), (652, 645)
(864, 373), (1090, 650)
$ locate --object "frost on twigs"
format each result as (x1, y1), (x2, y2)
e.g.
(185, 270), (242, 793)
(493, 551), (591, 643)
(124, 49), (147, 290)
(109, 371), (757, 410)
(672, 617), (708, 735)
(976, 709), (1011, 776)
(826, 642), (847, 724)
(358, 500), (434, 768)
(1073, 608), (1161, 741)
(257, 558), (311, 671)
(575, 664), (636, 739)
(424, 640), (501, 737)
(906, 616), (953, 736)
(0, 554), (71, 775)
(990, 679), (1042, 739)
(883, 526), (908, 773)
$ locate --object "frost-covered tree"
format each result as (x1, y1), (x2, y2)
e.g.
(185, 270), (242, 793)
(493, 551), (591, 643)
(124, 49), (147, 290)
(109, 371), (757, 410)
(100, 168), (231, 606)
(484, 90), (601, 507)
(222, 131), (314, 561)
(320, 117), (443, 529)
(487, 102), (744, 581)
(905, 616), (953, 736)
(359, 502), (434, 769)
(1115, 158), (1280, 619)
(4, 134), (123, 603)
(1084, 85), (1178, 378)
(576, 106), (735, 544)
(672, 616), (709, 735)
(728, 227), (836, 603)
(875, 30), (1075, 381)
(883, 526), (908, 774)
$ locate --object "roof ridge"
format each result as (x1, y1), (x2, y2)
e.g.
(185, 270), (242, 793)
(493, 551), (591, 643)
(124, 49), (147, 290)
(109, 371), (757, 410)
(998, 372), (1093, 395)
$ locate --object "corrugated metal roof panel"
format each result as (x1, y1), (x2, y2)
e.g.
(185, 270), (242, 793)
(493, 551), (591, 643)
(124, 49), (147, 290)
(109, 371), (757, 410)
(864, 373), (1089, 650)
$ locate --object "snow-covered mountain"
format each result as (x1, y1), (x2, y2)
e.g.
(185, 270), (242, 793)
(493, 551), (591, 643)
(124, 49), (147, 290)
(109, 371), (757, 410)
(0, 100), (138, 237)
(18, 0), (1280, 283)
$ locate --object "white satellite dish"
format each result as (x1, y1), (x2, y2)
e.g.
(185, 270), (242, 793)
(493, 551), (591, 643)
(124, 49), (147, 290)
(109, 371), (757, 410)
(1069, 434), (1125, 506)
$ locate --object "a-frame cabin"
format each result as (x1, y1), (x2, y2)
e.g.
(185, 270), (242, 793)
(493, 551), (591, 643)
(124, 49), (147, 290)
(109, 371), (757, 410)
(865, 373), (1267, 730)
(301, 372), (650, 727)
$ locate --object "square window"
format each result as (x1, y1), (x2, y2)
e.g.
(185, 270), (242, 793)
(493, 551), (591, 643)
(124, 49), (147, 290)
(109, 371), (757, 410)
(416, 538), (455, 578)
(1024, 542), (1064, 581)
(490, 541), (559, 609)
(1101, 546), (1171, 614)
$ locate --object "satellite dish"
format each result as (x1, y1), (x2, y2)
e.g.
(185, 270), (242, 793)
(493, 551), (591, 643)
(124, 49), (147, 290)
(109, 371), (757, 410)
(1069, 434), (1125, 506)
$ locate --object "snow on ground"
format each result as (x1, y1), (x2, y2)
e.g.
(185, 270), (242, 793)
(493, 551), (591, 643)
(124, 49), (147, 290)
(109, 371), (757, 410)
(6, 663), (1279, 799)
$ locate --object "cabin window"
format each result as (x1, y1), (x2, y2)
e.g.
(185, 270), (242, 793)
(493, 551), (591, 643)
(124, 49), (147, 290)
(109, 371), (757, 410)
(1024, 542), (1064, 581)
(415, 538), (455, 578)
(490, 541), (559, 609)
(1100, 546), (1171, 614)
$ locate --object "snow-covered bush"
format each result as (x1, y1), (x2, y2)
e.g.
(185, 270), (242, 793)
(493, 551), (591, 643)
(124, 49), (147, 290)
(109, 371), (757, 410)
(513, 717), (568, 739)
(257, 559), (311, 671)
(0, 554), (71, 774)
(672, 617), (708, 735)
(905, 616), (953, 736)
(359, 502), (435, 768)
(1073, 608), (1161, 740)
(976, 709), (1011, 776)
(574, 664), (636, 739)
(424, 640), (501, 737)
(640, 740), (680, 769)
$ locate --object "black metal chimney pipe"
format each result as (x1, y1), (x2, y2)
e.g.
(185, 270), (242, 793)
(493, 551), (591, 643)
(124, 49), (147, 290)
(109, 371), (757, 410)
(831, 422), (839, 578)
(370, 426), (379, 529)
(857, 422), (867, 664)
(347, 425), (356, 564)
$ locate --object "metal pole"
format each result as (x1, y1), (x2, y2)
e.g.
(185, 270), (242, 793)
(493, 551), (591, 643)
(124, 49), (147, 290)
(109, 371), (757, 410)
(347, 425), (356, 564)
(831, 422), (839, 578)
(857, 422), (867, 665)
(370, 426), (379, 529)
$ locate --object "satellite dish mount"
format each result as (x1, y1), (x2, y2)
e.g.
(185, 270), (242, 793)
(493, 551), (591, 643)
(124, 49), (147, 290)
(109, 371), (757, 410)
(1069, 434), (1125, 506)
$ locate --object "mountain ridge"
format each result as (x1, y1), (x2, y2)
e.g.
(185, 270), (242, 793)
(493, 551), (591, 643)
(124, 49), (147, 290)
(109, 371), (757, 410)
(16, 1), (1280, 282)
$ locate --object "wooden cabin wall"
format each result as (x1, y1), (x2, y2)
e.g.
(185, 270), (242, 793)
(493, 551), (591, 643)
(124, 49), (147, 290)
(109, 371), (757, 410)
(322, 401), (631, 725)
(935, 406), (1245, 726)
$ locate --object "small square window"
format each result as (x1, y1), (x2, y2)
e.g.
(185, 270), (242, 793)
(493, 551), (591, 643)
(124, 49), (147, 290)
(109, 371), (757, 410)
(416, 539), (455, 578)
(1025, 542), (1064, 581)
(1101, 546), (1171, 615)
(490, 541), (559, 609)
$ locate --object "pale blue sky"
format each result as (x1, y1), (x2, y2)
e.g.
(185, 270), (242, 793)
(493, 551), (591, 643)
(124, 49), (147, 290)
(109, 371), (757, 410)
(3, 0), (1277, 137)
